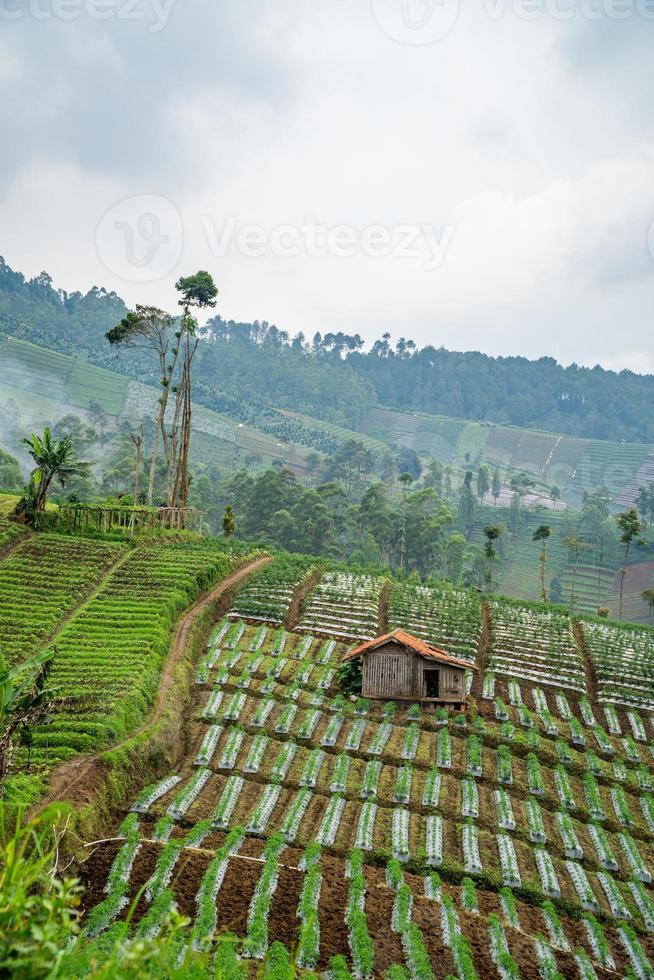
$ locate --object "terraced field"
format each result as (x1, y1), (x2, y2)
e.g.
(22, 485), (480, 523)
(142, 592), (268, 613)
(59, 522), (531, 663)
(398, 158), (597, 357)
(80, 572), (654, 978)
(0, 533), (127, 666)
(603, 563), (654, 625)
(29, 545), (243, 766)
(0, 336), (314, 475)
(359, 406), (654, 509)
(0, 537), (252, 780)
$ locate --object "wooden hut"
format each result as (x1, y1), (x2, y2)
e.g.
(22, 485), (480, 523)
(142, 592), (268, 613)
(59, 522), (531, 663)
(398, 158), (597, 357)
(341, 629), (475, 708)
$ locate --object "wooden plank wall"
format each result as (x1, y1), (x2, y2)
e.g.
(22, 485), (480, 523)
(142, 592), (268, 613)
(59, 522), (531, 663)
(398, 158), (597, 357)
(363, 646), (416, 699)
(362, 641), (465, 701)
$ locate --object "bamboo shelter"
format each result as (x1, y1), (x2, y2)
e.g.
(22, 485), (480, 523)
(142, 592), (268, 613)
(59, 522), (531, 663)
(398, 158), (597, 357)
(341, 629), (475, 708)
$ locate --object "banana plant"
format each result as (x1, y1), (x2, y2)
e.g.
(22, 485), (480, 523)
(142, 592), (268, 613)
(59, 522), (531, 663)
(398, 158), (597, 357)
(0, 651), (54, 791)
(14, 428), (90, 527)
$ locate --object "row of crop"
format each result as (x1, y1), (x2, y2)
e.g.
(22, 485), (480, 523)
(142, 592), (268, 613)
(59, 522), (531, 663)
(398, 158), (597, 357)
(388, 582), (482, 662)
(197, 691), (654, 806)
(32, 546), (242, 763)
(214, 685), (651, 791)
(198, 652), (340, 698)
(582, 620), (654, 713)
(388, 582), (481, 663)
(0, 534), (125, 666)
(228, 554), (318, 624)
(189, 729), (654, 843)
(92, 798), (654, 974)
(488, 598), (587, 692)
(297, 571), (384, 641)
(484, 674), (653, 745)
(143, 768), (654, 909)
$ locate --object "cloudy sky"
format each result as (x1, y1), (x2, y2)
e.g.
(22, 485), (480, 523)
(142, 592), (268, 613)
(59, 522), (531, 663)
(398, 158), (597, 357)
(2, 0), (654, 371)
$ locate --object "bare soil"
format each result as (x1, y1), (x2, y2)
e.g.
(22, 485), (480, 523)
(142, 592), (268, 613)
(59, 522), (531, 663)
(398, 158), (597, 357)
(378, 580), (390, 634)
(285, 566), (323, 631)
(572, 619), (600, 703)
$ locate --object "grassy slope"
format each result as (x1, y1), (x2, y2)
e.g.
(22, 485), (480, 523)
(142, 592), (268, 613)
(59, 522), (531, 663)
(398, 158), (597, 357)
(358, 404), (654, 506)
(5, 335), (654, 504)
(0, 336), (313, 474)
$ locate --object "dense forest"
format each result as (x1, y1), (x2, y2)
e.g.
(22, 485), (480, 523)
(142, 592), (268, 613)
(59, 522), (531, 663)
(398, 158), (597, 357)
(3, 255), (654, 440)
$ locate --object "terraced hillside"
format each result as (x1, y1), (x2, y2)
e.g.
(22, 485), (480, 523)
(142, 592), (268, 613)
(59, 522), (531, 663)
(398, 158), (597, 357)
(603, 563), (654, 625)
(0, 336), (313, 475)
(6, 336), (654, 514)
(79, 564), (654, 978)
(359, 406), (654, 509)
(0, 534), (258, 805)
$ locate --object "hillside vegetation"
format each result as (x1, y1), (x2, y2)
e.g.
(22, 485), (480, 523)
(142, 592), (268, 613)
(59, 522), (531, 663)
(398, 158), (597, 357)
(4, 338), (654, 622)
(3, 531), (654, 977)
(4, 255), (654, 442)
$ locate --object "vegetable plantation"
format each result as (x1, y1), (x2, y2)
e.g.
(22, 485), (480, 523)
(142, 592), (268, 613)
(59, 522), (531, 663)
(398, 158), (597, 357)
(80, 609), (654, 978)
(297, 571), (384, 641)
(389, 582), (481, 663)
(227, 553), (319, 625)
(0, 541), (248, 777)
(0, 534), (126, 666)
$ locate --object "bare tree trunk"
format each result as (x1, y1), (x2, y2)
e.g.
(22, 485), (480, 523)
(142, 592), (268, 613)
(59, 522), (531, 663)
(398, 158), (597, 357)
(174, 333), (199, 526)
(166, 369), (185, 509)
(146, 428), (159, 507)
(149, 345), (181, 505)
(130, 426), (144, 502)
(170, 359), (188, 509)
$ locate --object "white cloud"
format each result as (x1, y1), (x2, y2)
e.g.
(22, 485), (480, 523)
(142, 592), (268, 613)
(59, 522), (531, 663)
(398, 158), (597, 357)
(1, 1), (654, 372)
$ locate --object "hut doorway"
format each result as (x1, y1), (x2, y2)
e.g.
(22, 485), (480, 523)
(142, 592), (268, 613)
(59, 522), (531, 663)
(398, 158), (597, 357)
(424, 669), (440, 698)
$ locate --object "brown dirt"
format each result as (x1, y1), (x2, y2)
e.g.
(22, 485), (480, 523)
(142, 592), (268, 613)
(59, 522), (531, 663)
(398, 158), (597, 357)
(378, 580), (390, 633)
(572, 619), (600, 704)
(315, 855), (350, 965)
(365, 878), (406, 975)
(471, 601), (492, 701)
(285, 565), (323, 631)
(80, 832), (640, 979)
(34, 556), (270, 814)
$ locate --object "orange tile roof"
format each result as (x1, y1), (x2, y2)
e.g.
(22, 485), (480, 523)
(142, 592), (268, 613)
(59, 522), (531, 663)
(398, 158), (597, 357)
(340, 629), (477, 670)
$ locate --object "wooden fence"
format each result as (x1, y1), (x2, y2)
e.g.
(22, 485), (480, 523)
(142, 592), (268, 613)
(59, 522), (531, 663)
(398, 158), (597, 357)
(57, 505), (199, 534)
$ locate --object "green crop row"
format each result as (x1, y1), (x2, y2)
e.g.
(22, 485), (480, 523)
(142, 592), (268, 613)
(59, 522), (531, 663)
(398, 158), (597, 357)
(0, 534), (126, 665)
(28, 545), (246, 765)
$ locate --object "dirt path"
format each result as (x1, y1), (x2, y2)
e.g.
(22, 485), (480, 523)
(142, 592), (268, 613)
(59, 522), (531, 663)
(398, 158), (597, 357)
(471, 600), (492, 702)
(0, 526), (31, 563)
(34, 555), (270, 812)
(572, 618), (599, 702)
(378, 579), (390, 633)
(285, 564), (322, 630)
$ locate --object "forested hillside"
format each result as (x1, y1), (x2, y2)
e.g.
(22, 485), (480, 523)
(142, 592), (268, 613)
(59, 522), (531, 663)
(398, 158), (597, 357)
(3, 256), (654, 441)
